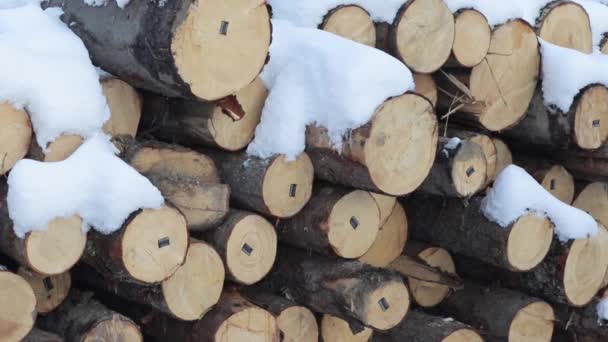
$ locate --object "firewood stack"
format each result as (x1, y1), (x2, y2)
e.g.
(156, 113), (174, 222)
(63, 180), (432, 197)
(3, 0), (608, 342)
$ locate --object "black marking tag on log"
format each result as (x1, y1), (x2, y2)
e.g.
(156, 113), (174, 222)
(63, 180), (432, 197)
(289, 184), (297, 198)
(466, 167), (475, 177)
(378, 297), (390, 311)
(158, 237), (170, 248)
(43, 277), (54, 291)
(242, 243), (254, 256)
(550, 179), (556, 190)
(220, 21), (229, 35)
(350, 217), (359, 230)
(594, 119), (601, 127)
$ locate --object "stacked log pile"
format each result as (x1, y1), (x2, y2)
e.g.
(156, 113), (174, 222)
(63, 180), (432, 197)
(3, 0), (608, 341)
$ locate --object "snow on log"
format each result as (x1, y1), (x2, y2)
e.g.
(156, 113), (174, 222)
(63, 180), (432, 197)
(0, 104), (31, 175)
(115, 138), (229, 231)
(247, 19), (414, 160)
(321, 314), (373, 342)
(83, 205), (188, 284)
(0, 269), (36, 341)
(276, 186), (381, 259)
(201, 210), (276, 285)
(22, 328), (63, 342)
(136, 288), (280, 342)
(504, 85), (608, 151)
(265, 247), (410, 330)
(306, 93), (438, 196)
(358, 202), (408, 268)
(241, 289), (319, 342)
(320, 5), (376, 46)
(140, 78), (267, 152)
(482, 165), (596, 241)
(514, 158), (575, 204)
(573, 0), (608, 51)
(436, 281), (555, 342)
(75, 239), (224, 321)
(17, 267), (71, 314)
(45, 0), (271, 101)
(37, 290), (143, 342)
(403, 193), (554, 272)
(417, 136), (487, 198)
(204, 149), (313, 218)
(372, 310), (484, 342)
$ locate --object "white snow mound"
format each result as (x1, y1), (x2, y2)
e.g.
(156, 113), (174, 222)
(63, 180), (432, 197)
(481, 165), (598, 241)
(267, 0), (406, 27)
(443, 0), (552, 26)
(0, 4), (110, 149)
(598, 298), (608, 321)
(573, 0), (608, 51)
(247, 19), (413, 160)
(7, 134), (164, 237)
(541, 39), (608, 112)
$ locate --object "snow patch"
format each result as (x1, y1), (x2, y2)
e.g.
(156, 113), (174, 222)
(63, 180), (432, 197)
(444, 137), (462, 150)
(598, 298), (608, 321)
(247, 20), (413, 160)
(0, 4), (110, 149)
(7, 134), (164, 237)
(481, 165), (598, 241)
(267, 0), (406, 27)
(443, 0), (552, 26)
(84, 0), (131, 9)
(95, 66), (114, 80)
(541, 40), (608, 112)
(573, 0), (608, 51)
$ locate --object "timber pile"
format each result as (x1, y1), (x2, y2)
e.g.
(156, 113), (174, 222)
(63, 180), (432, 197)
(4, 1), (608, 342)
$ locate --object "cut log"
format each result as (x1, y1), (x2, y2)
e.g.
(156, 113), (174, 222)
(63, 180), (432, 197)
(83, 205), (188, 284)
(413, 73), (438, 107)
(400, 242), (457, 308)
(0, 270), (36, 341)
(389, 0), (455, 73)
(504, 85), (608, 151)
(445, 128), (497, 183)
(403, 194), (554, 271)
(45, 0), (271, 101)
(241, 289), (319, 342)
(22, 328), (63, 342)
(276, 186), (380, 259)
(137, 288), (280, 342)
(37, 290), (142, 342)
(491, 138), (513, 181)
(536, 0), (593, 53)
(140, 78), (267, 151)
(204, 149), (314, 218)
(436, 281), (555, 342)
(306, 92), (438, 196)
(17, 268), (71, 314)
(115, 138), (229, 231)
(0, 186), (86, 275)
(101, 78), (142, 138)
(515, 158), (575, 204)
(573, 182), (608, 226)
(75, 239), (224, 321)
(321, 314), (373, 342)
(28, 134), (83, 162)
(445, 20), (541, 131)
(372, 310), (484, 342)
(0, 103), (32, 175)
(359, 203), (408, 267)
(417, 137), (488, 197)
(202, 210), (276, 285)
(450, 9), (491, 67)
(319, 5), (376, 47)
(369, 193), (397, 227)
(265, 247), (410, 330)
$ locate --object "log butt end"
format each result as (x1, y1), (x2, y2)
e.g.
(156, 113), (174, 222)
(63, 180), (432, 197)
(506, 214), (554, 272)
(540, 165), (574, 204)
(574, 85), (608, 150)
(83, 315), (143, 342)
(0, 103), (31, 175)
(17, 268), (71, 314)
(277, 306), (318, 342)
(491, 138), (512, 181)
(443, 329), (484, 342)
(320, 5), (376, 47)
(451, 140), (488, 197)
(321, 314), (373, 342)
(171, 0), (271, 101)
(226, 214), (277, 285)
(121, 205), (189, 283)
(453, 9), (490, 67)
(365, 93), (438, 195)
(573, 182), (608, 227)
(508, 301), (554, 342)
(214, 306), (279, 341)
(409, 247), (455, 308)
(162, 240), (224, 321)
(262, 153), (314, 218)
(358, 203), (408, 267)
(25, 215), (86, 275)
(537, 1), (592, 53)
(0, 271), (36, 341)
(363, 279), (410, 330)
(101, 78), (142, 138)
